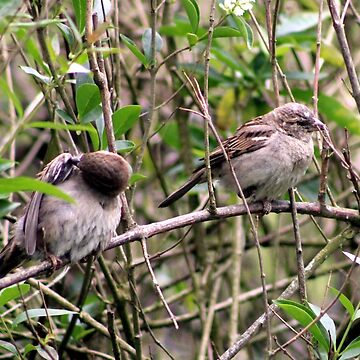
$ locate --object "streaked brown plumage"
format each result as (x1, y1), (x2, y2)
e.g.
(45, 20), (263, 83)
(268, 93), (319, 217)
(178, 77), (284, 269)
(0, 151), (131, 277)
(159, 103), (325, 208)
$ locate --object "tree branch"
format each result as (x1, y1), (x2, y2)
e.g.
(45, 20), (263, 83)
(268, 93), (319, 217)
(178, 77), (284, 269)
(0, 201), (359, 290)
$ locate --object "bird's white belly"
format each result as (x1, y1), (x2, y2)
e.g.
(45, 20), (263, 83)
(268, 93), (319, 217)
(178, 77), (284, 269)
(38, 176), (121, 262)
(217, 135), (313, 201)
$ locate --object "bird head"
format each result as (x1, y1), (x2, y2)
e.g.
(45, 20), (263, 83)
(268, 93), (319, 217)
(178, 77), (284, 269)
(77, 151), (132, 196)
(273, 103), (325, 139)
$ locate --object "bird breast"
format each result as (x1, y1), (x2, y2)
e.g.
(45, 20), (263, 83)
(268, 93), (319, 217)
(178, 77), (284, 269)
(217, 132), (314, 201)
(37, 173), (121, 262)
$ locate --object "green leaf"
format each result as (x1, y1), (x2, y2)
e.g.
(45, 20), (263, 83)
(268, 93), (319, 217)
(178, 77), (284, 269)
(159, 20), (193, 37)
(181, 0), (200, 34)
(76, 83), (101, 121)
(329, 287), (354, 317)
(0, 0), (22, 19)
(9, 19), (64, 29)
(212, 26), (246, 39)
(211, 47), (245, 72)
(56, 109), (75, 124)
(0, 340), (18, 355)
(339, 336), (360, 360)
(81, 105), (103, 124)
(0, 158), (15, 172)
(13, 308), (77, 327)
(229, 15), (253, 48)
(277, 11), (330, 37)
(159, 122), (181, 150)
(36, 345), (58, 360)
(309, 303), (336, 347)
(129, 173), (147, 186)
(57, 23), (75, 48)
(114, 140), (135, 153)
(318, 43), (344, 67)
(0, 198), (20, 218)
(72, 0), (86, 33)
(0, 284), (30, 308)
(87, 122), (100, 151)
(285, 71), (328, 81)
(292, 89), (360, 135)
(0, 77), (23, 117)
(275, 299), (329, 352)
(23, 344), (37, 356)
(187, 32), (198, 46)
(142, 28), (163, 63)
(120, 34), (148, 67)
(19, 65), (51, 84)
(0, 177), (74, 203)
(112, 105), (141, 137)
(26, 121), (98, 137)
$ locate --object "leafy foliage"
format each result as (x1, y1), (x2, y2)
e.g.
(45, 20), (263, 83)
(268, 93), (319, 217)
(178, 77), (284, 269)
(0, 0), (359, 359)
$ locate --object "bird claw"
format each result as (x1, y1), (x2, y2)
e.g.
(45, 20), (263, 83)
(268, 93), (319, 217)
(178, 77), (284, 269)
(47, 254), (62, 271)
(262, 200), (272, 215)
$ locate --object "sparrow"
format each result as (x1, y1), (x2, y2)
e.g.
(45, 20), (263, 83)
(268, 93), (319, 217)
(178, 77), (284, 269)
(0, 151), (131, 277)
(159, 102), (325, 208)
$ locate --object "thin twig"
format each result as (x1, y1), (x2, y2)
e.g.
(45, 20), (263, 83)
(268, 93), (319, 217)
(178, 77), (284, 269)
(140, 237), (178, 329)
(203, 0), (217, 211)
(107, 310), (122, 360)
(289, 189), (307, 301)
(327, 0), (360, 113)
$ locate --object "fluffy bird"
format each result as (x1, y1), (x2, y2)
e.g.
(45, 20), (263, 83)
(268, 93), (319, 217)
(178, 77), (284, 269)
(159, 103), (325, 208)
(0, 151), (131, 277)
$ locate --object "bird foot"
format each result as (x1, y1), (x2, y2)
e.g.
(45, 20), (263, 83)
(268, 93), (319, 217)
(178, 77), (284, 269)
(47, 254), (62, 272)
(262, 200), (272, 215)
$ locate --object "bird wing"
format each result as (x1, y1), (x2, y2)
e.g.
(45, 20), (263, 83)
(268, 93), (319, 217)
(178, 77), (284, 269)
(194, 116), (275, 171)
(23, 153), (79, 255)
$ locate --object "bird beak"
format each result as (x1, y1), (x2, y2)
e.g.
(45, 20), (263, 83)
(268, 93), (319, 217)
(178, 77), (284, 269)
(311, 116), (326, 131)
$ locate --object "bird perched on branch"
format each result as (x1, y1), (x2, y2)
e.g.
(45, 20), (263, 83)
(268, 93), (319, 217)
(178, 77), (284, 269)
(0, 151), (131, 277)
(159, 102), (325, 208)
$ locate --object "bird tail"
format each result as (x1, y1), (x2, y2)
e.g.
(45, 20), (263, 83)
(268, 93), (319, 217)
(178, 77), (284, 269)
(0, 241), (27, 278)
(158, 170), (205, 208)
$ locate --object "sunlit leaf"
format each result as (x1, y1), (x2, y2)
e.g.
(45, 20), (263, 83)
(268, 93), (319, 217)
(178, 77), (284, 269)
(142, 28), (163, 63)
(277, 11), (330, 37)
(72, 0), (86, 33)
(19, 65), (51, 84)
(76, 83), (101, 121)
(181, 0), (200, 34)
(112, 105), (141, 137)
(0, 284), (30, 308)
(0, 0), (22, 19)
(129, 173), (147, 186)
(0, 198), (20, 218)
(13, 308), (77, 327)
(275, 299), (329, 352)
(339, 336), (360, 360)
(0, 177), (74, 203)
(0, 340), (18, 355)
(120, 34), (148, 67)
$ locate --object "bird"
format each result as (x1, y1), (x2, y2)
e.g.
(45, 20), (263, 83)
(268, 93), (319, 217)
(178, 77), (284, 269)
(0, 151), (131, 277)
(159, 102), (325, 208)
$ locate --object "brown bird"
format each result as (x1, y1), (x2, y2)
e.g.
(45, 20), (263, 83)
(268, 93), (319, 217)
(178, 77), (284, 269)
(0, 151), (131, 277)
(159, 103), (325, 208)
